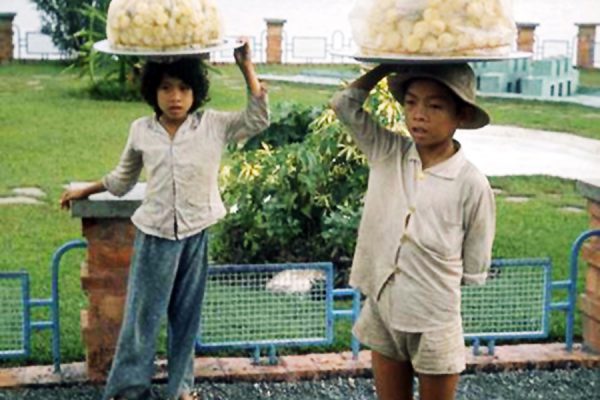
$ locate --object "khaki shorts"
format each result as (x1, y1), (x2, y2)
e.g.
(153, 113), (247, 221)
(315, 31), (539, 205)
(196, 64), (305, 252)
(353, 281), (466, 375)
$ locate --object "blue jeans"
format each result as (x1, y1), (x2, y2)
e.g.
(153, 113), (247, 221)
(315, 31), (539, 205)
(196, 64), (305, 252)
(102, 229), (209, 400)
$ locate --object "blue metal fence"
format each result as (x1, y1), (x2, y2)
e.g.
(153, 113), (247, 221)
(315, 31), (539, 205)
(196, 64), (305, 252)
(0, 272), (30, 359)
(0, 240), (86, 372)
(464, 229), (600, 355)
(1, 230), (599, 370)
(195, 262), (360, 365)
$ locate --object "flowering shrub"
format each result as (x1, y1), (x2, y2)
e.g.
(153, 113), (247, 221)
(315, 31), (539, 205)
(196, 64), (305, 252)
(210, 79), (407, 283)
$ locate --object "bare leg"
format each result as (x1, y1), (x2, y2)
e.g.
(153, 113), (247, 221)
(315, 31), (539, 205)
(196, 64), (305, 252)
(372, 350), (415, 400)
(418, 373), (460, 400)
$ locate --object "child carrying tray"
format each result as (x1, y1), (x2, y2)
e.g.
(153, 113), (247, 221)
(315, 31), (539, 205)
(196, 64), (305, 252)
(61, 41), (269, 400)
(330, 62), (496, 400)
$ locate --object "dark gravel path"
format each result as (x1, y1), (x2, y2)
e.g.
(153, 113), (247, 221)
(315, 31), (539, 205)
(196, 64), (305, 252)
(0, 368), (598, 399)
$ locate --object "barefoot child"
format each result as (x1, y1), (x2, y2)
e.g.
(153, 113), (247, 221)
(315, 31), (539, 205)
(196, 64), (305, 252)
(330, 63), (495, 400)
(60, 42), (269, 400)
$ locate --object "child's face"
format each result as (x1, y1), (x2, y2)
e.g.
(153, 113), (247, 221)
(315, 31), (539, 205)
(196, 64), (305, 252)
(403, 79), (467, 148)
(157, 75), (194, 122)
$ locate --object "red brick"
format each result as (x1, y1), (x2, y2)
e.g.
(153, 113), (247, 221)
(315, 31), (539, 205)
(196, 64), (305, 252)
(308, 353), (357, 378)
(583, 244), (600, 267)
(339, 351), (371, 374)
(194, 357), (225, 380)
(588, 200), (600, 219)
(84, 344), (115, 382)
(265, 20), (285, 64)
(217, 357), (289, 382)
(356, 350), (372, 366)
(516, 24), (536, 53)
(89, 294), (126, 326)
(86, 241), (133, 272)
(590, 216), (600, 231)
(280, 354), (320, 380)
(80, 305), (122, 370)
(1, 347), (600, 389)
(581, 295), (600, 353)
(577, 26), (597, 68)
(583, 258), (600, 295)
(81, 324), (120, 352)
(0, 371), (18, 388)
(581, 294), (600, 321)
(82, 218), (136, 245)
(81, 266), (129, 294)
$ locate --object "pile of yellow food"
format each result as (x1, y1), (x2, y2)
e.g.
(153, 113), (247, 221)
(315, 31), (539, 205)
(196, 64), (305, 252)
(106, 0), (223, 51)
(351, 0), (516, 56)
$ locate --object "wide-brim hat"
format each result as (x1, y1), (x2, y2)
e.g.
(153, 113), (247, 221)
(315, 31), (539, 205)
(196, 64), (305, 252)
(387, 63), (490, 129)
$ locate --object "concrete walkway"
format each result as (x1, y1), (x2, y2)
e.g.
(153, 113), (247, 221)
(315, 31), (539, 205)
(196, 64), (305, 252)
(456, 125), (600, 184)
(478, 92), (600, 109)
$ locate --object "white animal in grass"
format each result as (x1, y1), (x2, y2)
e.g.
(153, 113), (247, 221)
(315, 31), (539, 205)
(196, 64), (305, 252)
(266, 269), (326, 294)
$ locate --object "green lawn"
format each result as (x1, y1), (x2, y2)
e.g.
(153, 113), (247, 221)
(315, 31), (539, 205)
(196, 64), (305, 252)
(0, 61), (595, 366)
(579, 67), (600, 88)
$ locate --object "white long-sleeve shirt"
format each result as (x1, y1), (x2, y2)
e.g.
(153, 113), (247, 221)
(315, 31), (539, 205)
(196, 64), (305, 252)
(331, 87), (495, 332)
(102, 91), (269, 240)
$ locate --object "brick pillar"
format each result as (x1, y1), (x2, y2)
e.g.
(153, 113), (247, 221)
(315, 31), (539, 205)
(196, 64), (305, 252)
(575, 23), (598, 69)
(516, 22), (539, 53)
(71, 184), (143, 382)
(577, 180), (600, 353)
(0, 13), (16, 63)
(265, 18), (286, 64)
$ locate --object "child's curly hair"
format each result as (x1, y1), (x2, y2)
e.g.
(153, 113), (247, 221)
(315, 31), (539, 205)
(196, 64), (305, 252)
(141, 57), (210, 117)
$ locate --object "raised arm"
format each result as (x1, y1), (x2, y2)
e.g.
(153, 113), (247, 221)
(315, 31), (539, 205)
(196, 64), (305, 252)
(217, 40), (269, 143)
(234, 40), (262, 96)
(329, 64), (405, 162)
(348, 64), (394, 92)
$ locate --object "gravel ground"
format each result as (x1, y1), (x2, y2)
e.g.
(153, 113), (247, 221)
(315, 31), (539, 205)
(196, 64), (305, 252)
(0, 368), (598, 399)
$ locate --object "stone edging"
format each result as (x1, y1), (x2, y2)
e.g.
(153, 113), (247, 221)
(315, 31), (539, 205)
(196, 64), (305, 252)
(1, 343), (599, 388)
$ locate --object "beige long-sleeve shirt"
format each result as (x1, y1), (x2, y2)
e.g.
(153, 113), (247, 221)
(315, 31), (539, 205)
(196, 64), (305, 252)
(331, 88), (495, 332)
(102, 92), (269, 240)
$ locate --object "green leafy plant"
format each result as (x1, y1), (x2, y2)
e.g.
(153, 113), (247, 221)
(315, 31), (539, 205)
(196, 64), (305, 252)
(240, 102), (323, 151)
(62, 2), (142, 100)
(211, 79), (408, 283)
(32, 0), (110, 53)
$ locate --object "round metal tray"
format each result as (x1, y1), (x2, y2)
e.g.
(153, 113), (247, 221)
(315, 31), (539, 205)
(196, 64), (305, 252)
(331, 51), (532, 64)
(93, 39), (244, 57)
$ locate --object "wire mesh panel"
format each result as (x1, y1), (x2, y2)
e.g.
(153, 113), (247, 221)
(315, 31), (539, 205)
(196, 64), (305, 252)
(462, 260), (550, 339)
(0, 273), (29, 358)
(198, 263), (332, 349)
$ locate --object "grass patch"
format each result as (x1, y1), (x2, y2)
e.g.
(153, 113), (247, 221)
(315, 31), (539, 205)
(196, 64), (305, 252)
(480, 98), (600, 140)
(0, 61), (594, 366)
(578, 68), (600, 89)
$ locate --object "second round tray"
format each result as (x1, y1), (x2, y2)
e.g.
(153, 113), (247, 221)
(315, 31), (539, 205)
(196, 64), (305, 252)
(332, 51), (532, 64)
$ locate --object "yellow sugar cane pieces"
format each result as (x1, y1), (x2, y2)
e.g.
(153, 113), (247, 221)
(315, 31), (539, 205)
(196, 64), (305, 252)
(106, 0), (223, 50)
(351, 0), (516, 55)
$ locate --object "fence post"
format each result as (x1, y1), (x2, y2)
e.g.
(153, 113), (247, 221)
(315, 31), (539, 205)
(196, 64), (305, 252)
(575, 23), (598, 69)
(264, 18), (286, 64)
(516, 22), (539, 53)
(0, 13), (16, 63)
(577, 180), (600, 353)
(70, 184), (142, 381)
